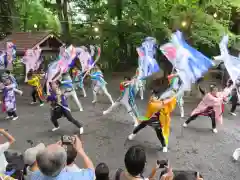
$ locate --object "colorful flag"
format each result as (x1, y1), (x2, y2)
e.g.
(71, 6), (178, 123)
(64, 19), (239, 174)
(217, 35), (240, 84)
(160, 31), (214, 91)
(137, 37), (160, 79)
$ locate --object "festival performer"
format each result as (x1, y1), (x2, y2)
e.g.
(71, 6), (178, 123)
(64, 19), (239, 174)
(72, 67), (87, 97)
(167, 73), (184, 118)
(103, 77), (139, 127)
(27, 70), (44, 106)
(128, 88), (176, 152)
(90, 66), (114, 105)
(1, 78), (23, 121)
(183, 83), (233, 133)
(60, 73), (83, 111)
(132, 68), (145, 100)
(229, 78), (240, 116)
(1, 70), (18, 88)
(46, 81), (84, 133)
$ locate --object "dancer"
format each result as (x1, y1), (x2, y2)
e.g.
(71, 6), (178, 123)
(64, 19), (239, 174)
(90, 67), (114, 105)
(72, 67), (87, 97)
(103, 77), (139, 127)
(46, 81), (84, 133)
(183, 84), (232, 133)
(133, 68), (145, 100)
(27, 70), (44, 106)
(60, 73), (83, 111)
(167, 73), (184, 117)
(1, 78), (23, 120)
(229, 78), (240, 116)
(2, 70), (18, 88)
(128, 89), (176, 152)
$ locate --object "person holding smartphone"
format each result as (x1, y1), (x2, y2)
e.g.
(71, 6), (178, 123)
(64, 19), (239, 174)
(32, 135), (94, 180)
(0, 129), (15, 174)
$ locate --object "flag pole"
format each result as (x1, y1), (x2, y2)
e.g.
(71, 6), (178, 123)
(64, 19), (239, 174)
(82, 47), (101, 80)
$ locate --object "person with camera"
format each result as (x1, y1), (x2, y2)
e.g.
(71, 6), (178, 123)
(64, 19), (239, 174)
(0, 129), (15, 174)
(160, 166), (203, 180)
(115, 145), (167, 180)
(31, 135), (94, 180)
(46, 81), (84, 133)
(63, 136), (82, 172)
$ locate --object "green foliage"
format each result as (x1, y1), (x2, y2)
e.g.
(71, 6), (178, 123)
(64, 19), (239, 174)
(1, 0), (239, 71)
(18, 0), (60, 32)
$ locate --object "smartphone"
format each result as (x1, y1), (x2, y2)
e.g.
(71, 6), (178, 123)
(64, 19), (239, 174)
(157, 160), (168, 168)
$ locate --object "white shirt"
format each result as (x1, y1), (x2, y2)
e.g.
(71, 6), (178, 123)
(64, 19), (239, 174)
(0, 142), (10, 174)
(64, 164), (82, 172)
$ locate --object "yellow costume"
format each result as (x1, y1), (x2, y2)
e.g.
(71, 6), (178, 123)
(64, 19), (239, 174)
(145, 97), (176, 145)
(27, 74), (44, 101)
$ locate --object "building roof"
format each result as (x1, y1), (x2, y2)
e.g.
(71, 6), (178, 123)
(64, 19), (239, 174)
(0, 31), (63, 53)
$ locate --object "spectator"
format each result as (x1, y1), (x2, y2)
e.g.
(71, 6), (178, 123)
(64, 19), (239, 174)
(0, 129), (15, 174)
(95, 163), (109, 180)
(31, 135), (94, 180)
(64, 144), (81, 172)
(115, 145), (147, 180)
(160, 168), (204, 180)
(23, 143), (45, 179)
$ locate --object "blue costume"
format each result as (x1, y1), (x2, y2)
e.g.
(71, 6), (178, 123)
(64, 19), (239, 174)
(103, 80), (139, 127)
(90, 69), (114, 104)
(60, 73), (83, 111)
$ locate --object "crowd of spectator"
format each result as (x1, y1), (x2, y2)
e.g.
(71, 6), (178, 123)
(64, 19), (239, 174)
(0, 129), (204, 180)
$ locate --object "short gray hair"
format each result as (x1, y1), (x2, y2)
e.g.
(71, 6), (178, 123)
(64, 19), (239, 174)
(36, 145), (67, 177)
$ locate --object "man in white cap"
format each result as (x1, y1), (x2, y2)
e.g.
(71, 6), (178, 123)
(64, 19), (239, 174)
(23, 143), (45, 180)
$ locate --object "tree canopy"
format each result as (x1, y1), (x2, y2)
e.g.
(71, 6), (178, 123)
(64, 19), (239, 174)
(0, 0), (239, 70)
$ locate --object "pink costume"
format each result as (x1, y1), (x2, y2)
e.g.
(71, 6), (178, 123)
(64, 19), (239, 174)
(191, 87), (232, 125)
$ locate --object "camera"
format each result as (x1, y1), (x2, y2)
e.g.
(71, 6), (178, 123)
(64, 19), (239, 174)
(61, 135), (74, 145)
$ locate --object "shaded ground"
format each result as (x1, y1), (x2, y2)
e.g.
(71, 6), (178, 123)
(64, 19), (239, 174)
(0, 76), (240, 180)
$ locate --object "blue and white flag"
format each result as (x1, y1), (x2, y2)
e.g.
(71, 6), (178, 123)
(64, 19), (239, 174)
(216, 35), (240, 84)
(160, 31), (214, 91)
(137, 37), (160, 79)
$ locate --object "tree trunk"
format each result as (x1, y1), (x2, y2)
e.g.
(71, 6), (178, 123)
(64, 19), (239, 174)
(0, 0), (13, 35)
(62, 0), (71, 43)
(116, 0), (127, 63)
(56, 0), (70, 43)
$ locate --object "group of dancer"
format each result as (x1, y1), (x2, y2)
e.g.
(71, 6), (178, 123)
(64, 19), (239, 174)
(1, 32), (239, 154)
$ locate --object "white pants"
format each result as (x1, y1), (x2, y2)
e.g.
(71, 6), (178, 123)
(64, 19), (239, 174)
(103, 97), (138, 125)
(92, 85), (114, 104)
(64, 90), (83, 111)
